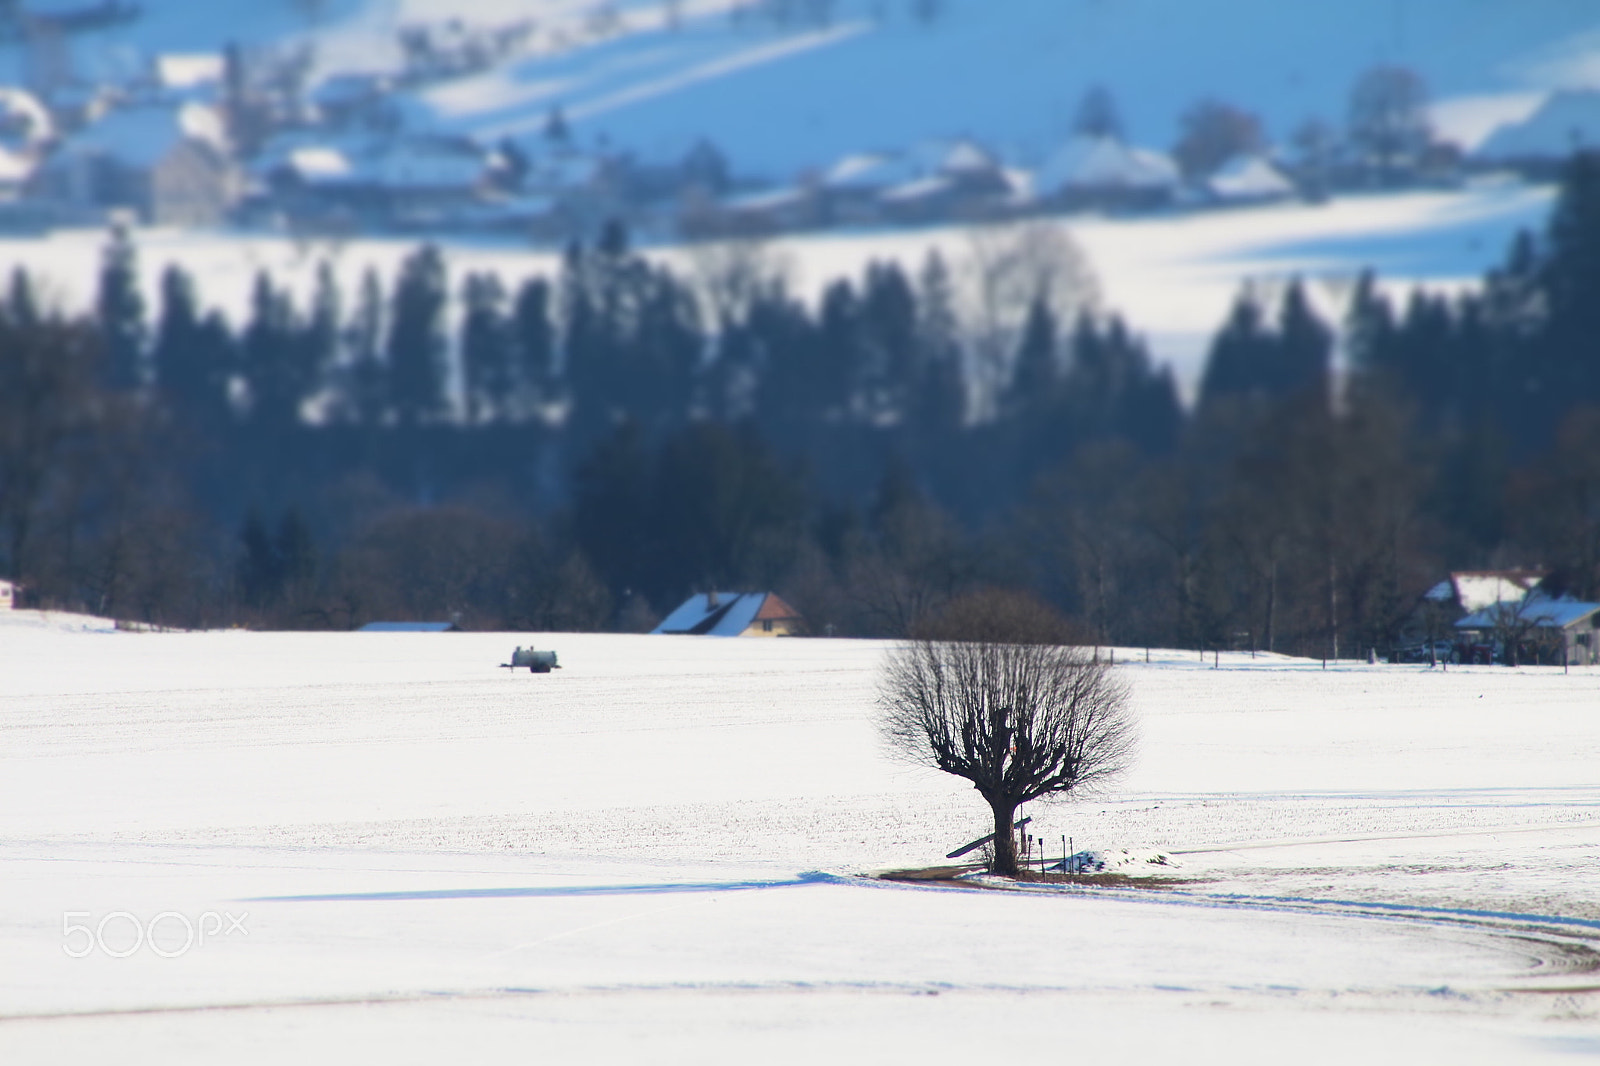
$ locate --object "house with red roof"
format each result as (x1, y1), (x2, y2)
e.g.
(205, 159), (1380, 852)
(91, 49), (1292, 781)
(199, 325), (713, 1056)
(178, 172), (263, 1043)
(652, 591), (806, 637)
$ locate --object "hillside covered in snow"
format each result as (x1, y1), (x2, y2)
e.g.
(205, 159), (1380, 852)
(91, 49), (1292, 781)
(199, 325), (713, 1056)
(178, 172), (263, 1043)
(10, 0), (1600, 181)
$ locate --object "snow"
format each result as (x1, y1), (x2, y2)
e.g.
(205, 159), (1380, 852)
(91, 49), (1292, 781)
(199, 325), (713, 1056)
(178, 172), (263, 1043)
(1, 617), (1599, 1060)
(1432, 91), (1548, 153)
(1445, 572), (1547, 613)
(1034, 134), (1179, 195)
(820, 152), (902, 190)
(0, 88), (53, 147)
(154, 54), (224, 91)
(341, 0), (1600, 180)
(1479, 89), (1600, 160)
(7, 0), (1594, 182)
(1457, 595), (1600, 632)
(879, 174), (951, 204)
(1206, 154), (1297, 203)
(651, 592), (767, 636)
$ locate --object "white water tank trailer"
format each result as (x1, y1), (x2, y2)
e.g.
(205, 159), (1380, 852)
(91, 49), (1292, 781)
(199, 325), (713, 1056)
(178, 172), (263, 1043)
(503, 646), (559, 673)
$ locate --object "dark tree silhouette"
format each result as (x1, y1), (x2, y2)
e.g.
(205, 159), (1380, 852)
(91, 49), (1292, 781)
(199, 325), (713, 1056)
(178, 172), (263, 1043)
(1074, 85), (1123, 139)
(387, 245), (449, 427)
(97, 225), (146, 390)
(1173, 98), (1264, 179)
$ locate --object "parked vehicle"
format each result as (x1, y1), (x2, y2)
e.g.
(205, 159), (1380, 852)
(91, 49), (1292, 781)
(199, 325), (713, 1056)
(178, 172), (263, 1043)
(503, 646), (559, 673)
(1396, 640), (1455, 663)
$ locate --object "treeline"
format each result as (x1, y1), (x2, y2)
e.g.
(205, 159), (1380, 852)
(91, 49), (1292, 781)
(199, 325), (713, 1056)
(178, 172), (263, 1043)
(4, 157), (1600, 652)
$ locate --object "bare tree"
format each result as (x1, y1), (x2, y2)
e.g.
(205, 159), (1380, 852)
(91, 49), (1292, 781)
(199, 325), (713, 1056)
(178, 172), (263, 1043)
(1347, 65), (1431, 184)
(879, 625), (1134, 877)
(960, 221), (1098, 420)
(1173, 98), (1264, 180)
(683, 236), (792, 326)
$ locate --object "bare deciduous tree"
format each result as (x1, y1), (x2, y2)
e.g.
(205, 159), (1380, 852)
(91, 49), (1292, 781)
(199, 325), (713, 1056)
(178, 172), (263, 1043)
(879, 630), (1134, 877)
(960, 221), (1098, 420)
(683, 236), (792, 326)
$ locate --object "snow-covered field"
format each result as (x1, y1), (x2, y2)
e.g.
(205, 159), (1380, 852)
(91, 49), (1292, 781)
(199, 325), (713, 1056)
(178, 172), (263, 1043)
(34, 0), (1599, 175)
(1, 611), (1599, 1062)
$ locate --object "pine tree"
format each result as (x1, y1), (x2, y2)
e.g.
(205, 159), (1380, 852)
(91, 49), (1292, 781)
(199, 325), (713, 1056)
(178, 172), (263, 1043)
(1197, 288), (1276, 411)
(242, 271), (309, 428)
(1541, 151), (1600, 405)
(344, 267), (387, 426)
(153, 265), (229, 431)
(859, 261), (918, 422)
(817, 279), (863, 420)
(97, 225), (146, 390)
(388, 246), (449, 427)
(750, 283), (824, 440)
(303, 262), (342, 414)
(1096, 315), (1181, 453)
(562, 240), (611, 440)
(1074, 85), (1123, 139)
(630, 266), (701, 428)
(1006, 294), (1059, 417)
(7, 268), (37, 329)
(512, 276), (556, 419)
(1275, 278), (1332, 405)
(911, 250), (965, 438)
(1344, 270), (1397, 377)
(461, 271), (511, 424)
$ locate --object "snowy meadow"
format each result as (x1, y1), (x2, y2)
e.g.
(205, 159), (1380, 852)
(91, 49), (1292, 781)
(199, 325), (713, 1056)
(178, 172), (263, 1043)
(1, 614), (1599, 1061)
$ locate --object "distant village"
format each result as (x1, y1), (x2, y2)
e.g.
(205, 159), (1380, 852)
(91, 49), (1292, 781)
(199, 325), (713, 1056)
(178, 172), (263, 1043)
(0, 2), (1593, 243)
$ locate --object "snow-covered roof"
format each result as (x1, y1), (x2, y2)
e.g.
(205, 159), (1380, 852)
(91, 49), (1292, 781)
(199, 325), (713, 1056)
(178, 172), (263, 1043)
(1456, 595), (1600, 631)
(65, 101), (226, 168)
(156, 54), (223, 90)
(259, 131), (486, 191)
(284, 145), (359, 184)
(1035, 134), (1178, 195)
(722, 186), (810, 212)
(652, 592), (801, 637)
(940, 140), (998, 175)
(1206, 154), (1296, 202)
(880, 175), (954, 204)
(1428, 570), (1547, 613)
(0, 143), (39, 186)
(1477, 90), (1600, 160)
(0, 88), (53, 147)
(822, 152), (915, 191)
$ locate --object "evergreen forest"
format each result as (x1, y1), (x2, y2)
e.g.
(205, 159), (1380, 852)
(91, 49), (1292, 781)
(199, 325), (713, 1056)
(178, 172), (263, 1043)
(5, 155), (1600, 657)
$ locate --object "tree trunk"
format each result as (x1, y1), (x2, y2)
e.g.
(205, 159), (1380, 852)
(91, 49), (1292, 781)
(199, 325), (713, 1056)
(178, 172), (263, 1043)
(989, 798), (1018, 876)
(1327, 552), (1339, 662)
(1264, 555), (1277, 654)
